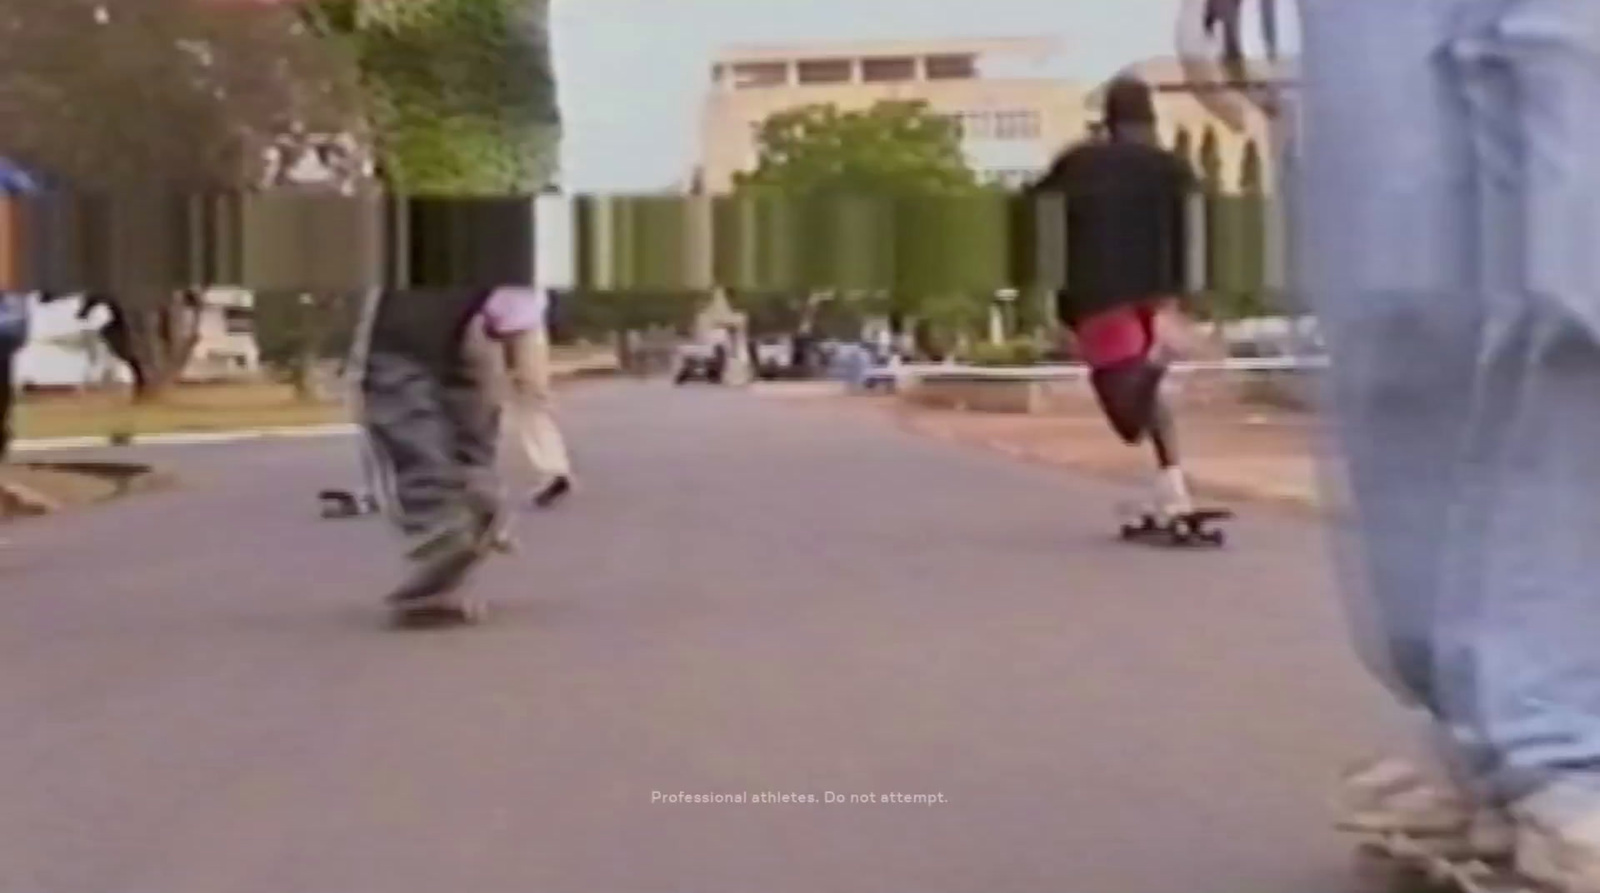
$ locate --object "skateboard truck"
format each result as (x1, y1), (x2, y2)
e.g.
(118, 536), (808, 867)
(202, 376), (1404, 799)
(1118, 507), (1232, 547)
(319, 489), (377, 519)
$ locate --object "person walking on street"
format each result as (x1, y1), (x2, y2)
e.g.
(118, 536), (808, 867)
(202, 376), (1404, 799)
(1192, 1), (1600, 888)
(480, 283), (575, 508)
(0, 158), (39, 464)
(0, 293), (28, 462)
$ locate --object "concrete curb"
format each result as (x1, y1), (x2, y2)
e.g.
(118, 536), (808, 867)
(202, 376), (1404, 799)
(12, 424), (358, 453)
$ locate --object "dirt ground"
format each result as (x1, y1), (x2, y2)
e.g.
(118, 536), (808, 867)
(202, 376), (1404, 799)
(788, 378), (1344, 515)
(0, 463), (121, 518)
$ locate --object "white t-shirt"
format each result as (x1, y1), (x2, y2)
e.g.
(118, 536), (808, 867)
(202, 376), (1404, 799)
(482, 286), (549, 336)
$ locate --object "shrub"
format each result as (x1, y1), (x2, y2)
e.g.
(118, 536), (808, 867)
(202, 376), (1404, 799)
(963, 339), (1043, 367)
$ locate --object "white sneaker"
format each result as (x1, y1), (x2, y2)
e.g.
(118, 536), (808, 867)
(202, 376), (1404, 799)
(1513, 781), (1600, 891)
(1117, 470), (1195, 525)
(1338, 757), (1515, 858)
(1153, 467), (1194, 519)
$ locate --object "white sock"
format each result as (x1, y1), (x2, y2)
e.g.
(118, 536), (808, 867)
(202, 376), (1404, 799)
(1158, 467), (1192, 510)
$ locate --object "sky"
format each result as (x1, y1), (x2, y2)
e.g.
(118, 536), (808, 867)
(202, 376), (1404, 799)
(548, 0), (1204, 193)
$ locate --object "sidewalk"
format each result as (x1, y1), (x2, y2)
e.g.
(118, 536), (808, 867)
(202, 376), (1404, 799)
(887, 384), (1335, 515)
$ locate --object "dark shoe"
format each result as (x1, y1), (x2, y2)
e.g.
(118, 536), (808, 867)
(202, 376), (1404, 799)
(532, 476), (572, 509)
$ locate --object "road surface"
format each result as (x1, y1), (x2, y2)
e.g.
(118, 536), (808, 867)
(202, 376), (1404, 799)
(0, 380), (1413, 893)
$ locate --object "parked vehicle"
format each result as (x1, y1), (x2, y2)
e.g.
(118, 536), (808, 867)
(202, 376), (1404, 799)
(673, 342), (727, 385)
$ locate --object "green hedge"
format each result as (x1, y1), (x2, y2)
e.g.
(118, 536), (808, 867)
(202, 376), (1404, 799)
(961, 339), (1044, 367)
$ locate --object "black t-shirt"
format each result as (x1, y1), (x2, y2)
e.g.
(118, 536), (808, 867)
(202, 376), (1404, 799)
(369, 196), (534, 371)
(368, 288), (491, 375)
(1027, 139), (1196, 322)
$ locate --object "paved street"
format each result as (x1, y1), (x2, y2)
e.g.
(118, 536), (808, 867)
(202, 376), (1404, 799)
(0, 380), (1413, 893)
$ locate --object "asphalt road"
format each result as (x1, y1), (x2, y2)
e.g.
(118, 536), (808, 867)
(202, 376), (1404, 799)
(0, 380), (1415, 893)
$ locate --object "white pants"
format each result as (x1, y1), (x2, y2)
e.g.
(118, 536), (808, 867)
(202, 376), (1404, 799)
(494, 326), (572, 482)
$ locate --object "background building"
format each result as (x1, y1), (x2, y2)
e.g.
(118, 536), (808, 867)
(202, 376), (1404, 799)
(1091, 57), (1289, 193)
(699, 37), (1088, 193)
(183, 289), (262, 383)
(699, 38), (1283, 195)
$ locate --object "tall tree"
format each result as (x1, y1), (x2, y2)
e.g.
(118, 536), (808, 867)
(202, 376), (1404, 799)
(735, 102), (977, 196)
(0, 0), (366, 399)
(302, 0), (561, 192)
(731, 101), (995, 350)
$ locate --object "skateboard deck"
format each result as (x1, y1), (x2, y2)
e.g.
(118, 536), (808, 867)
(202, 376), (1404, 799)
(1119, 507), (1232, 547)
(389, 592), (485, 628)
(319, 489), (377, 519)
(385, 510), (504, 628)
(1349, 830), (1551, 893)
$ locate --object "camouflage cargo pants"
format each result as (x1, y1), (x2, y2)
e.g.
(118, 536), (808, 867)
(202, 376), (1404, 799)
(359, 291), (502, 541)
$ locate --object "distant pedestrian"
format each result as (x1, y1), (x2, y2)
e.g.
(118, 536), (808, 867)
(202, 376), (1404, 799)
(480, 283), (575, 508)
(0, 158), (38, 462)
(0, 293), (29, 461)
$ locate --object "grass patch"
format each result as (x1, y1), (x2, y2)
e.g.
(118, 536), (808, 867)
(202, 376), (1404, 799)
(13, 347), (614, 441)
(14, 383), (348, 440)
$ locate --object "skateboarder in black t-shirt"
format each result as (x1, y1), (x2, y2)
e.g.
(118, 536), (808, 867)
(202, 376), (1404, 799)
(1027, 77), (1218, 539)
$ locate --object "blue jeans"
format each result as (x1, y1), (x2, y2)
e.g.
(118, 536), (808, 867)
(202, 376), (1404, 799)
(1297, 0), (1600, 803)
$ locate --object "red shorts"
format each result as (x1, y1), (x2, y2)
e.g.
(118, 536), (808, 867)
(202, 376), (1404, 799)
(1074, 303), (1157, 370)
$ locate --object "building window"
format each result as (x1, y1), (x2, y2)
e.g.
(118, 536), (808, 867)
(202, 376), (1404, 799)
(731, 62), (789, 89)
(223, 307), (254, 336)
(992, 110), (1040, 140)
(1172, 128), (1193, 164)
(796, 58), (852, 85)
(925, 54), (976, 80)
(1199, 127), (1222, 186)
(861, 56), (916, 83)
(961, 111), (991, 140)
(1240, 140), (1263, 192)
(982, 169), (1035, 188)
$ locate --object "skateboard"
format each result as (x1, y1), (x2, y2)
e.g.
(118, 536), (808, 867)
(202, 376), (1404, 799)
(389, 590), (486, 628)
(1118, 507), (1232, 547)
(319, 488), (377, 519)
(386, 547), (490, 628)
(323, 487), (516, 556)
(385, 509), (505, 629)
(1348, 830), (1552, 893)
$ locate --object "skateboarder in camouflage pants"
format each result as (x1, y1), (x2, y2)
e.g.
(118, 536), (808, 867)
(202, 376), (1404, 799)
(359, 288), (504, 600)
(1193, 1), (1600, 888)
(356, 197), (535, 605)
